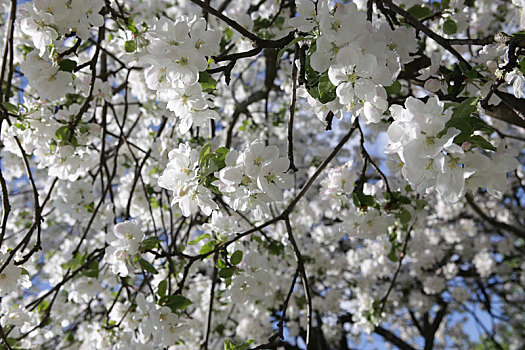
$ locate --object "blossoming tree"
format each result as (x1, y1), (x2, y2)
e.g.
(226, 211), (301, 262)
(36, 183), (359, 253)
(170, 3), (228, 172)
(0, 0), (524, 349)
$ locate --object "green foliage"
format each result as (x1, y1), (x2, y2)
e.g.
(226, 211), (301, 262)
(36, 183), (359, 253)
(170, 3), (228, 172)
(139, 257), (159, 274)
(219, 267), (235, 279)
(199, 71), (217, 92)
(230, 250), (243, 265)
(189, 233), (211, 245)
(81, 260), (99, 278)
(1, 101), (18, 114)
(224, 339), (255, 350)
(352, 192), (377, 210)
(443, 19), (457, 35)
(157, 280), (168, 298)
(200, 239), (217, 255)
(276, 36), (307, 65)
(407, 5), (433, 19)
(304, 43), (337, 104)
(437, 97), (497, 151)
(385, 81), (402, 95)
(124, 40), (136, 53)
(160, 294), (193, 313)
(58, 59), (77, 72)
(140, 237), (160, 252)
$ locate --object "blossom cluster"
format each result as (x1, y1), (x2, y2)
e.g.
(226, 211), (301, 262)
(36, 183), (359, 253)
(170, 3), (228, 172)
(295, 1), (418, 124)
(1, 0), (525, 349)
(386, 96), (518, 202)
(159, 140), (293, 220)
(141, 17), (221, 133)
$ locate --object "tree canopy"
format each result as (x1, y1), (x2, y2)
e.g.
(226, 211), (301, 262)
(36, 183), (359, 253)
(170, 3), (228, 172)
(0, 0), (524, 349)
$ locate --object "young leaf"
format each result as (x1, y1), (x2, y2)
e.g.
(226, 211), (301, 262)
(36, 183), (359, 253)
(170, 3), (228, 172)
(219, 267), (235, 279)
(164, 294), (192, 312)
(230, 250), (243, 265)
(157, 280), (168, 297)
(443, 19), (457, 35)
(59, 59), (77, 72)
(189, 233), (211, 245)
(1, 102), (18, 114)
(124, 40), (136, 53)
(407, 5), (432, 19)
(139, 257), (159, 274)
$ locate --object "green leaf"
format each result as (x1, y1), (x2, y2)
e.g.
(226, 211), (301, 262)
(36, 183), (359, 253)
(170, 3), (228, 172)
(459, 62), (478, 79)
(276, 36), (307, 65)
(469, 135), (497, 151)
(127, 19), (138, 34)
(407, 5), (432, 19)
(55, 125), (71, 141)
(199, 143), (212, 166)
(140, 237), (159, 251)
(199, 71), (217, 92)
(352, 192), (375, 208)
(21, 268), (30, 275)
(230, 250), (243, 265)
(438, 97), (478, 140)
(396, 208), (412, 225)
(317, 73), (337, 103)
(454, 97), (479, 119)
(61, 252), (86, 270)
(189, 233), (211, 245)
(470, 116), (495, 133)
(124, 40), (136, 53)
(157, 280), (168, 297)
(387, 249), (399, 262)
(224, 339), (255, 350)
(139, 257), (158, 274)
(1, 102), (18, 114)
(82, 260), (99, 278)
(200, 239), (217, 255)
(219, 268), (235, 279)
(14, 122), (26, 130)
(200, 158), (220, 178)
(385, 81), (402, 95)
(217, 258), (227, 269)
(268, 240), (284, 256)
(164, 294), (192, 312)
(443, 19), (457, 35)
(59, 59), (77, 72)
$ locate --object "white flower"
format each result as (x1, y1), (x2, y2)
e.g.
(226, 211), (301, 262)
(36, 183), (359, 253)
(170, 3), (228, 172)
(473, 251), (495, 278)
(257, 157), (293, 201)
(174, 183), (218, 217)
(0, 253), (31, 295)
(105, 221), (144, 276)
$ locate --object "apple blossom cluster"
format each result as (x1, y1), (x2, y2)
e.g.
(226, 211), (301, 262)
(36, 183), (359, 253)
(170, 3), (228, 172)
(386, 96), (518, 202)
(105, 221), (145, 277)
(295, 1), (418, 124)
(2, 102), (100, 181)
(0, 252), (31, 295)
(214, 140), (294, 218)
(1, 0), (525, 349)
(141, 17), (221, 133)
(320, 160), (357, 210)
(159, 140), (293, 220)
(18, 0), (105, 56)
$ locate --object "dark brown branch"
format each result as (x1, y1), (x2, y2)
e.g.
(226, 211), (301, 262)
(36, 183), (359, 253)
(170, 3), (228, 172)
(465, 194), (525, 239)
(287, 44), (299, 172)
(284, 216), (312, 348)
(201, 255), (218, 350)
(374, 325), (417, 350)
(378, 228), (412, 315)
(189, 0), (295, 48)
